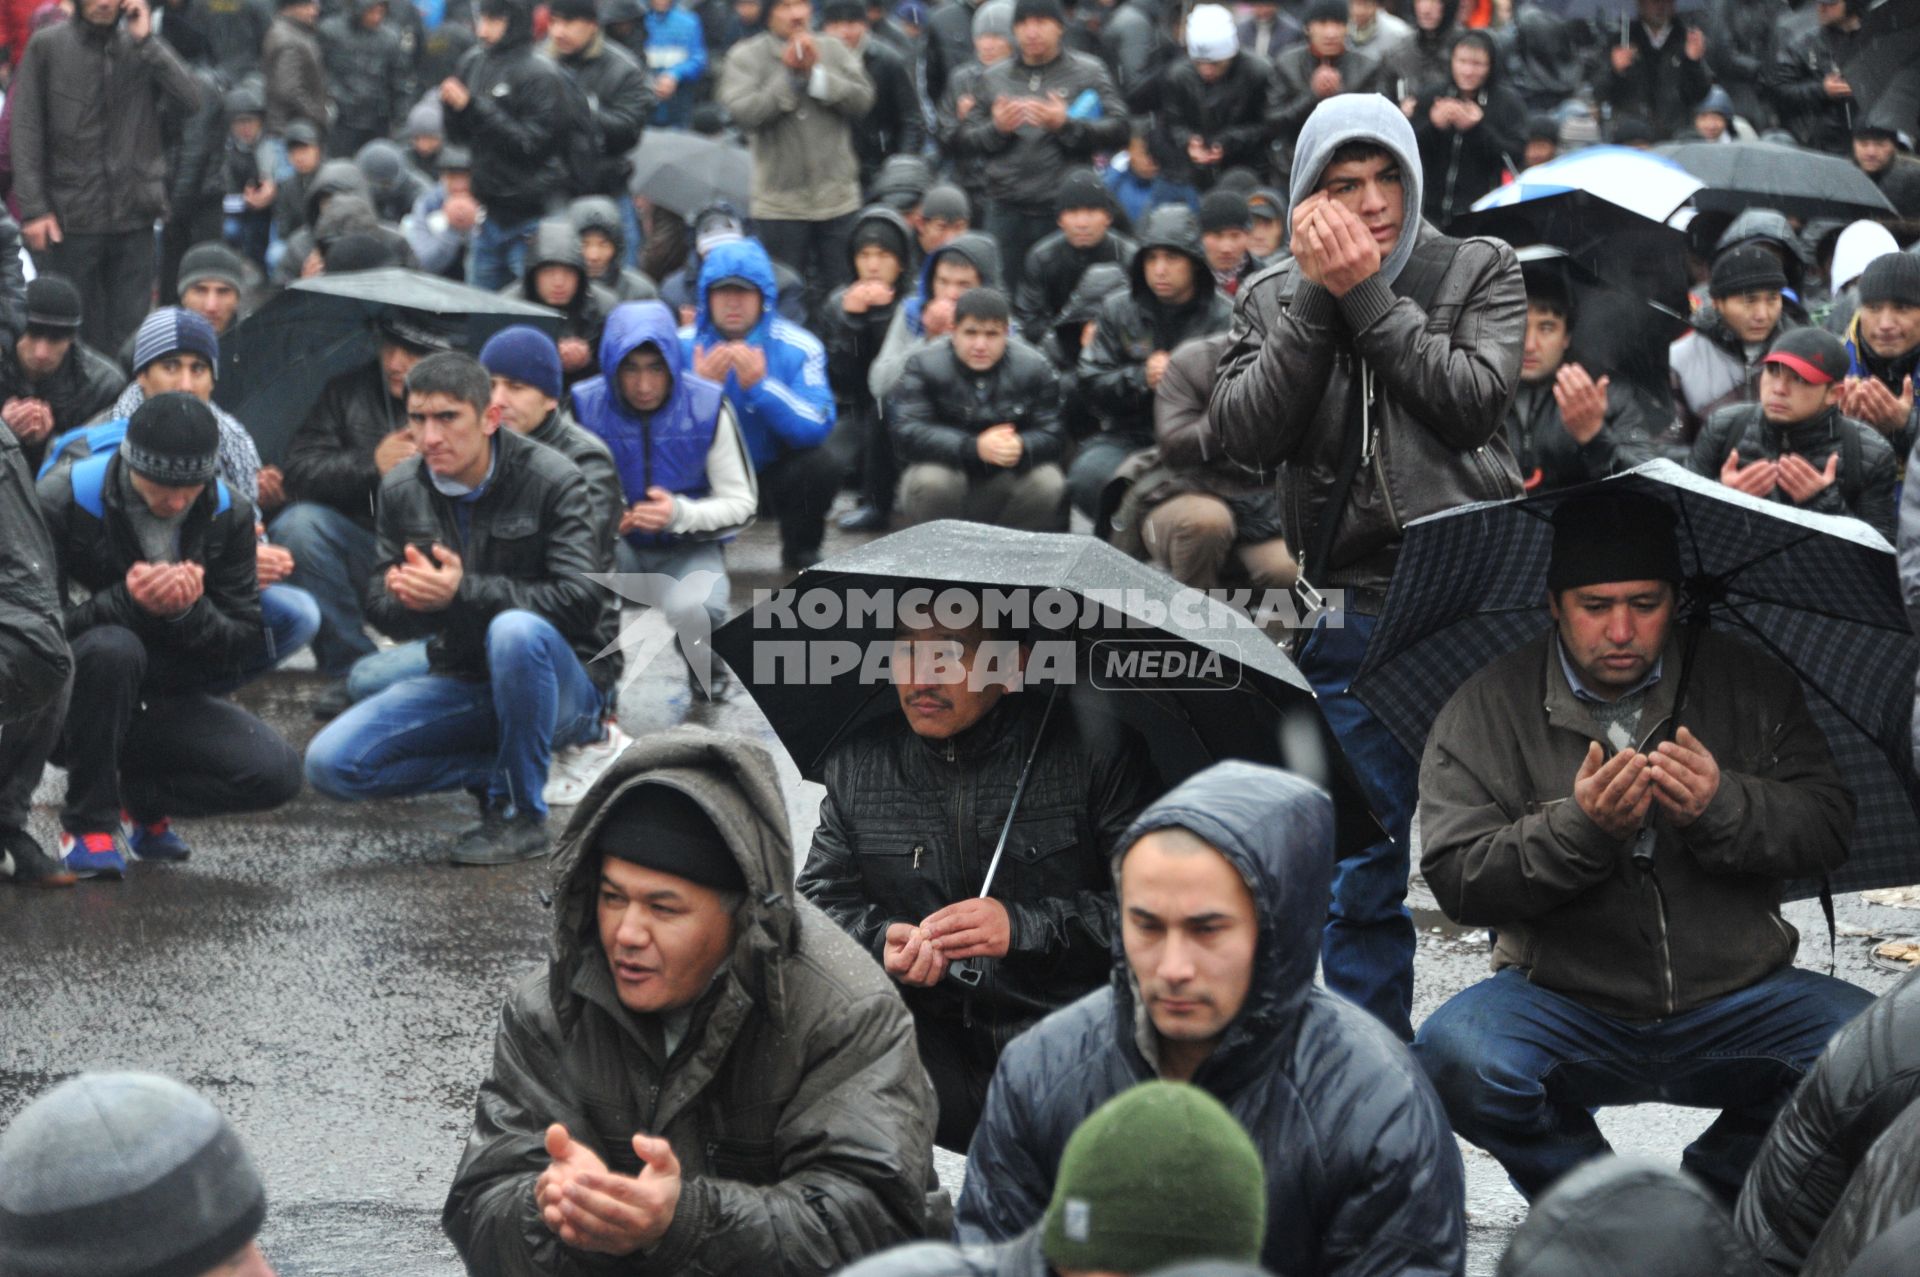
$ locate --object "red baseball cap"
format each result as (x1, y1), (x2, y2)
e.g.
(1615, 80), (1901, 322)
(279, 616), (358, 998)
(1762, 327), (1849, 386)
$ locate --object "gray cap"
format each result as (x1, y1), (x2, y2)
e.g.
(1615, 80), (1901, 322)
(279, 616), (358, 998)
(921, 183), (971, 223)
(0, 1073), (266, 1277)
(972, 0), (1012, 39)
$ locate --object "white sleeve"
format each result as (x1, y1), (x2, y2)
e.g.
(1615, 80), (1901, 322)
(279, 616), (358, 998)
(667, 401), (759, 537)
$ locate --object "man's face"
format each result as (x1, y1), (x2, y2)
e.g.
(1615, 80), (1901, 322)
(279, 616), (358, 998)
(1129, 134), (1160, 179)
(597, 855), (737, 1015)
(1524, 136), (1557, 167)
(1193, 55), (1230, 84)
(1143, 247), (1196, 304)
(358, 0), (386, 26)
(1203, 227), (1248, 274)
(1452, 42), (1490, 93)
(1815, 0), (1847, 26)
(854, 243), (903, 284)
(767, 0), (811, 38)
(1854, 135), (1897, 176)
(1015, 15), (1062, 62)
(1521, 305), (1571, 384)
(1350, 0), (1378, 24)
(1414, 0), (1444, 28)
(534, 264), (581, 308)
(1694, 111), (1726, 142)
(1120, 832), (1258, 1056)
(489, 374), (558, 433)
(138, 353), (215, 404)
(1307, 18), (1345, 58)
(231, 115), (263, 145)
(183, 280), (240, 333)
(1861, 299), (1920, 361)
(128, 470), (206, 519)
(580, 230), (618, 278)
(708, 283), (764, 339)
(890, 619), (1019, 739)
(548, 14), (597, 52)
(1716, 288), (1782, 344)
(413, 133), (443, 162)
(1248, 214), (1282, 259)
(1058, 205), (1111, 249)
(381, 342), (424, 400)
(444, 171), (474, 199)
(1317, 154), (1405, 259)
(953, 315), (1008, 371)
(79, 0), (118, 26)
(407, 390), (496, 483)
(1550, 580), (1673, 697)
(1638, 0), (1672, 26)
(975, 31), (1011, 62)
(475, 12), (508, 43)
(1759, 363), (1836, 424)
(823, 17), (866, 47)
(931, 258), (982, 303)
(920, 218), (967, 254)
(618, 345), (673, 414)
(15, 330), (72, 379)
(289, 141), (322, 175)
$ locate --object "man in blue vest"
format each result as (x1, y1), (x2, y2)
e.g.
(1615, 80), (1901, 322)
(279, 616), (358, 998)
(576, 300), (756, 697)
(36, 394), (303, 878)
(678, 238), (839, 570)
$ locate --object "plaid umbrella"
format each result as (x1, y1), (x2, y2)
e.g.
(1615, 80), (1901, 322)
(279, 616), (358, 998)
(1352, 461), (1920, 897)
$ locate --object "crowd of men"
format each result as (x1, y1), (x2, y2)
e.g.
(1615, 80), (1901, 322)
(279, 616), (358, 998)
(4, 0), (1920, 1272)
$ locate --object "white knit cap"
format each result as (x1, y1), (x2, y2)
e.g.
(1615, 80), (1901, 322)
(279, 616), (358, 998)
(1185, 4), (1238, 61)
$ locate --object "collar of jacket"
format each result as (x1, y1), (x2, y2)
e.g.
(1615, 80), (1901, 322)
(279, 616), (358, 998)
(1848, 319), (1920, 392)
(1762, 402), (1843, 454)
(913, 690), (1032, 764)
(551, 29), (605, 63)
(1541, 626), (1684, 752)
(528, 408), (567, 449)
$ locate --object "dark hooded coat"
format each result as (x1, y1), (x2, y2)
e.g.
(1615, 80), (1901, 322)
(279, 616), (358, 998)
(1413, 38), (1525, 227)
(1799, 1096), (1920, 1277)
(508, 219), (618, 387)
(569, 196), (660, 303)
(0, 422), (69, 725)
(444, 0), (570, 224)
(1498, 1157), (1763, 1277)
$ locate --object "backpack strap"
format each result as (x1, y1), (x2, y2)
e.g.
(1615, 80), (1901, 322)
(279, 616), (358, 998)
(70, 452), (112, 519)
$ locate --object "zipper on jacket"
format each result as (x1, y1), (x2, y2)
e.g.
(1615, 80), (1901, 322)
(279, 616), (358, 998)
(1646, 864), (1678, 1017)
(1361, 360), (1403, 532)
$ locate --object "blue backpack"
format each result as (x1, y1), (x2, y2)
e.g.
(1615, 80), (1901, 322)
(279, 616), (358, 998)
(62, 444), (232, 521)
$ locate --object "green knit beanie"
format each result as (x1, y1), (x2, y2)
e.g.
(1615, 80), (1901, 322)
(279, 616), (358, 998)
(1040, 1081), (1266, 1273)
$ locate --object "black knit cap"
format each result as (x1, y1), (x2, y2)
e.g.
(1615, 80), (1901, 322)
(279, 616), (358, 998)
(23, 276), (82, 334)
(1858, 252), (1920, 309)
(1547, 491), (1682, 594)
(1056, 168), (1111, 214)
(1199, 189), (1251, 233)
(1013, 0), (1065, 24)
(820, 0), (866, 20)
(548, 0), (597, 19)
(122, 393), (220, 487)
(850, 213), (911, 265)
(1304, 0), (1346, 24)
(1709, 244), (1788, 299)
(593, 783), (748, 896)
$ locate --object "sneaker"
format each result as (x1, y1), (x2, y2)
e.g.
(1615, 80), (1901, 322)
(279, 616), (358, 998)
(449, 806), (550, 867)
(542, 722), (635, 807)
(311, 678), (355, 721)
(1, 828), (77, 887)
(123, 814), (193, 862)
(836, 505), (890, 532)
(58, 831), (127, 880)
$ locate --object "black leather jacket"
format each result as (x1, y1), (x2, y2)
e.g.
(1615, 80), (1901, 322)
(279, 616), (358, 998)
(1150, 52), (1275, 187)
(0, 424), (69, 723)
(798, 692), (1156, 1030)
(852, 37), (926, 189)
(1762, 9), (1862, 155)
(1013, 230), (1138, 341)
(950, 50), (1129, 211)
(0, 340), (125, 475)
(444, 0), (569, 223)
(888, 337), (1068, 474)
(1688, 402), (1897, 540)
(554, 32), (654, 196)
(282, 361), (407, 528)
(1210, 225), (1525, 596)
(1503, 375), (1660, 494)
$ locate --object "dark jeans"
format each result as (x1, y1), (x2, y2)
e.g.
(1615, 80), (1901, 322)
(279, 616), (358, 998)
(204, 583), (323, 695)
(1297, 609), (1419, 1041)
(271, 502), (379, 675)
(55, 626), (304, 833)
(760, 445), (844, 559)
(1066, 433), (1142, 523)
(34, 228), (156, 356)
(757, 212), (855, 325)
(912, 1003), (1024, 1153)
(0, 665), (68, 831)
(1414, 965), (1875, 1203)
(984, 203), (1057, 293)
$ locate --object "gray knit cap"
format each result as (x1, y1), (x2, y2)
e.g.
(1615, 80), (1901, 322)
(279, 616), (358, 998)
(972, 0), (1012, 39)
(0, 1073), (266, 1277)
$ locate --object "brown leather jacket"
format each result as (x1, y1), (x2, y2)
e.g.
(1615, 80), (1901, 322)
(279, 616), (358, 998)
(1209, 225), (1526, 597)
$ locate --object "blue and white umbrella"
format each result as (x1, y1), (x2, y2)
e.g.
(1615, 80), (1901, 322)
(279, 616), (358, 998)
(1472, 145), (1704, 225)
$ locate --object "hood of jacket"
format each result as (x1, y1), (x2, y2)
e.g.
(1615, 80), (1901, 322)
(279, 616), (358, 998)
(905, 231), (1002, 334)
(1111, 762), (1334, 1081)
(569, 195), (627, 253)
(845, 204), (916, 277)
(547, 726), (798, 1032)
(1058, 261), (1128, 336)
(1288, 92), (1425, 287)
(870, 153), (935, 206)
(1128, 205), (1212, 305)
(595, 299), (690, 423)
(1497, 1157), (1760, 1277)
(1716, 209), (1808, 288)
(305, 159), (374, 227)
(486, 0), (536, 50)
(1831, 220), (1900, 295)
(525, 217), (587, 285)
(694, 237), (779, 347)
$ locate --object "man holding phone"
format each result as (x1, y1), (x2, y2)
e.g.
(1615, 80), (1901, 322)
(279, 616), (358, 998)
(10, 0), (202, 355)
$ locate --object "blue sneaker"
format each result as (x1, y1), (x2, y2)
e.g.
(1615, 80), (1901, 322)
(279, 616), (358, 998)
(58, 831), (127, 879)
(124, 815), (193, 862)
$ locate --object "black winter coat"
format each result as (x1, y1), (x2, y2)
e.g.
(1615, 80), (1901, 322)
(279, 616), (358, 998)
(951, 50), (1129, 211)
(1601, 17), (1711, 142)
(1151, 53), (1275, 188)
(1266, 45), (1384, 156)
(319, 3), (412, 140)
(444, 3), (569, 223)
(954, 762), (1468, 1276)
(1012, 230), (1137, 341)
(0, 341), (125, 476)
(1687, 402), (1896, 540)
(282, 362), (405, 528)
(555, 33), (654, 196)
(1503, 376), (1659, 493)
(1499, 1156), (1763, 1277)
(1705, 0), (1787, 130)
(853, 37), (926, 190)
(1736, 967), (1920, 1275)
(798, 692), (1156, 1031)
(36, 451), (260, 690)
(363, 426), (614, 692)
(887, 337), (1068, 474)
(922, 0), (979, 105)
(1800, 1095), (1920, 1277)
(1762, 10), (1861, 155)
(1414, 80), (1525, 227)
(0, 424), (68, 725)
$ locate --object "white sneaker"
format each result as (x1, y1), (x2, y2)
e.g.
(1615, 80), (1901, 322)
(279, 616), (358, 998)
(543, 722), (635, 807)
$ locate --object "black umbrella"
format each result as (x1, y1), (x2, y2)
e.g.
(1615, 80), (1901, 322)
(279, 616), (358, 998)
(215, 269), (559, 465)
(628, 131), (752, 218)
(1658, 141), (1897, 221)
(712, 520), (1382, 856)
(1449, 188), (1691, 320)
(1846, 0), (1920, 141)
(1509, 245), (1687, 410)
(1351, 460), (1920, 898)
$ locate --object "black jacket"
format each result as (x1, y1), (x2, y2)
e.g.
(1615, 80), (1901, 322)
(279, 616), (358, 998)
(1500, 1157), (1763, 1276)
(798, 692), (1155, 1031)
(1705, 0), (1786, 130)
(319, 0), (413, 140)
(508, 220), (618, 387)
(1012, 229), (1138, 342)
(0, 340), (125, 475)
(0, 424), (69, 725)
(1503, 376), (1659, 493)
(1495, 7), (1577, 112)
(922, 0), (979, 105)
(363, 426), (613, 693)
(821, 206), (912, 419)
(1738, 968), (1920, 1275)
(951, 50), (1129, 211)
(282, 360), (406, 528)
(954, 762), (1468, 1276)
(1081, 206), (1232, 444)
(554, 31), (654, 196)
(1151, 53), (1275, 188)
(1602, 16), (1711, 142)
(37, 450), (260, 690)
(1266, 44), (1384, 156)
(853, 36), (925, 190)
(1414, 62), (1526, 226)
(444, 0), (569, 223)
(1798, 1095), (1920, 1277)
(1688, 402), (1896, 540)
(1762, 10), (1862, 155)
(887, 336), (1068, 474)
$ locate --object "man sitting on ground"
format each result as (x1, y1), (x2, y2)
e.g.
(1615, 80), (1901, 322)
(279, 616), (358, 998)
(0, 276), (123, 474)
(1012, 170), (1137, 344)
(1840, 252), (1920, 463)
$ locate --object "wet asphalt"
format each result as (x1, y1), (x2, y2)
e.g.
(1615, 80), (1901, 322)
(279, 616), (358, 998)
(2, 507), (1915, 1276)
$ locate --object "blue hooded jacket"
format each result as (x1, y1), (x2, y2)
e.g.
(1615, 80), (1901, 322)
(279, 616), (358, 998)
(678, 238), (835, 469)
(644, 3), (707, 125)
(574, 300), (729, 547)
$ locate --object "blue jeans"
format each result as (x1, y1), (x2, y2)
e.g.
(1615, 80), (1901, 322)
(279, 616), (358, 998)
(1297, 610), (1419, 1040)
(208, 584), (323, 693)
(347, 640), (431, 703)
(1414, 965), (1874, 1203)
(271, 502), (378, 676)
(466, 214), (538, 293)
(304, 610), (604, 819)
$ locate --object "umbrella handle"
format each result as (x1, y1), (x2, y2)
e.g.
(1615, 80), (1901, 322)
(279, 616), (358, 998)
(975, 682), (1063, 900)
